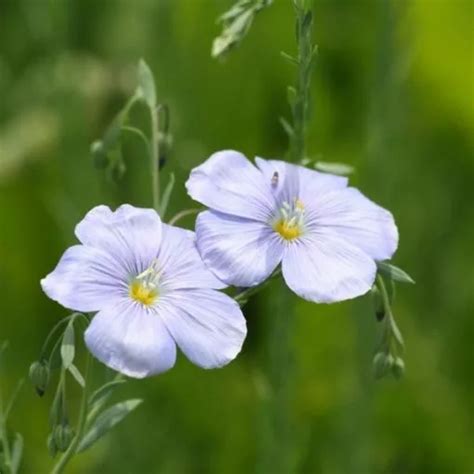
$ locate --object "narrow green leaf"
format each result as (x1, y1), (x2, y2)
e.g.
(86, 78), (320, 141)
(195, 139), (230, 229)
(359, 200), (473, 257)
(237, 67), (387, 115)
(159, 173), (175, 218)
(60, 321), (75, 370)
(137, 59), (156, 108)
(314, 161), (355, 176)
(10, 433), (23, 474)
(377, 261), (415, 284)
(280, 51), (298, 65)
(77, 399), (143, 453)
(68, 364), (85, 388)
(88, 379), (126, 410)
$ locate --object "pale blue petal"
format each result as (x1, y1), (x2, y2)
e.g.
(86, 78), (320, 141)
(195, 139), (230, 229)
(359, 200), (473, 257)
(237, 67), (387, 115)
(282, 232), (376, 303)
(304, 188), (398, 261)
(41, 245), (127, 312)
(158, 289), (246, 369)
(196, 210), (284, 287)
(186, 150), (276, 221)
(75, 204), (162, 276)
(85, 298), (176, 378)
(158, 224), (226, 291)
(255, 157), (348, 204)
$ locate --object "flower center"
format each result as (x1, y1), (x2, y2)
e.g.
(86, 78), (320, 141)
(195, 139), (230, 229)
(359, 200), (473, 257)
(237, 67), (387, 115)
(129, 260), (160, 306)
(273, 198), (305, 241)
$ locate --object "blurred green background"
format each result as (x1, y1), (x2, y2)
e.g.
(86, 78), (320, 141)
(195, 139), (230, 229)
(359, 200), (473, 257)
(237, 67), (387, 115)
(1, 0), (473, 473)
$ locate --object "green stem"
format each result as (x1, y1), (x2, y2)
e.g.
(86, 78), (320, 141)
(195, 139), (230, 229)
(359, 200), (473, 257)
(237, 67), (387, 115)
(39, 315), (75, 360)
(168, 208), (202, 226)
(234, 269), (281, 306)
(258, 3), (314, 473)
(289, 1), (314, 162)
(150, 105), (160, 212)
(51, 353), (92, 474)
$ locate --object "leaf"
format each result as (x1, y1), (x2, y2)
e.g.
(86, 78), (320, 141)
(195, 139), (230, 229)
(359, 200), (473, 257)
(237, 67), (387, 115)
(314, 161), (355, 176)
(68, 364), (85, 388)
(137, 59), (156, 108)
(159, 173), (175, 218)
(77, 399), (143, 453)
(281, 51), (298, 65)
(60, 320), (75, 369)
(10, 433), (23, 474)
(377, 261), (415, 284)
(88, 379), (126, 411)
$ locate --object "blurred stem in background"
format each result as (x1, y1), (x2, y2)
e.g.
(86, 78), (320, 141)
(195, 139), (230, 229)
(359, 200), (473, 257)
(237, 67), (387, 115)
(258, 1), (315, 472)
(342, 0), (400, 470)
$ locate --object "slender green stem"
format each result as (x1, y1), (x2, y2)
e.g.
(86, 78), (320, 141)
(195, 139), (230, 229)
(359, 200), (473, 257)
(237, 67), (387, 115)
(121, 126), (151, 153)
(150, 105), (160, 211)
(4, 380), (24, 421)
(51, 353), (92, 474)
(235, 269), (281, 306)
(258, 3), (314, 473)
(39, 315), (75, 360)
(257, 285), (295, 474)
(168, 208), (202, 226)
(289, 1), (314, 163)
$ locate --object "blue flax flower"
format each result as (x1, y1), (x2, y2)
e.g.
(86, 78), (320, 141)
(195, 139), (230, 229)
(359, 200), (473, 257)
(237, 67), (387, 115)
(186, 151), (398, 303)
(41, 205), (247, 378)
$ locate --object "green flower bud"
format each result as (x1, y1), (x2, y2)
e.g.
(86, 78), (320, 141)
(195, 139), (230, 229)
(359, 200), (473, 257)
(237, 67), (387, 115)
(156, 132), (172, 169)
(29, 360), (50, 397)
(53, 424), (75, 453)
(392, 357), (405, 379)
(373, 352), (393, 379)
(91, 140), (109, 169)
(371, 286), (385, 321)
(111, 159), (126, 182)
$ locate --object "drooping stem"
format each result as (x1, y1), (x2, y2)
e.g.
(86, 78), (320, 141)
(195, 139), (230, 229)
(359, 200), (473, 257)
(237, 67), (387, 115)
(258, 2), (315, 473)
(168, 208), (202, 226)
(150, 105), (160, 212)
(51, 352), (91, 474)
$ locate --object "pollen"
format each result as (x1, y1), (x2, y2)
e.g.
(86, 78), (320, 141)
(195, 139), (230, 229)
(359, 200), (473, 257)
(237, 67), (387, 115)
(129, 281), (158, 306)
(273, 219), (302, 240)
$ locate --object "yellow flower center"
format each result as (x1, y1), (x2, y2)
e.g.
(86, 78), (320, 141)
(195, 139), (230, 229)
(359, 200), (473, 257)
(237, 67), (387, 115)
(129, 281), (158, 306)
(273, 198), (305, 241)
(129, 260), (160, 306)
(273, 219), (302, 240)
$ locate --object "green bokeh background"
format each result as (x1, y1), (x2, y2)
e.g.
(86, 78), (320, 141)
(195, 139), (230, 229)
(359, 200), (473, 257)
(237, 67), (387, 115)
(1, 0), (473, 473)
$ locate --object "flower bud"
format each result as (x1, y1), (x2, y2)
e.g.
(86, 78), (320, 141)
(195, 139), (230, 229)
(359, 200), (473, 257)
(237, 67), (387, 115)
(158, 132), (173, 169)
(111, 160), (126, 182)
(53, 424), (75, 453)
(373, 352), (393, 379)
(371, 286), (385, 321)
(392, 357), (405, 379)
(91, 140), (109, 169)
(29, 360), (50, 397)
